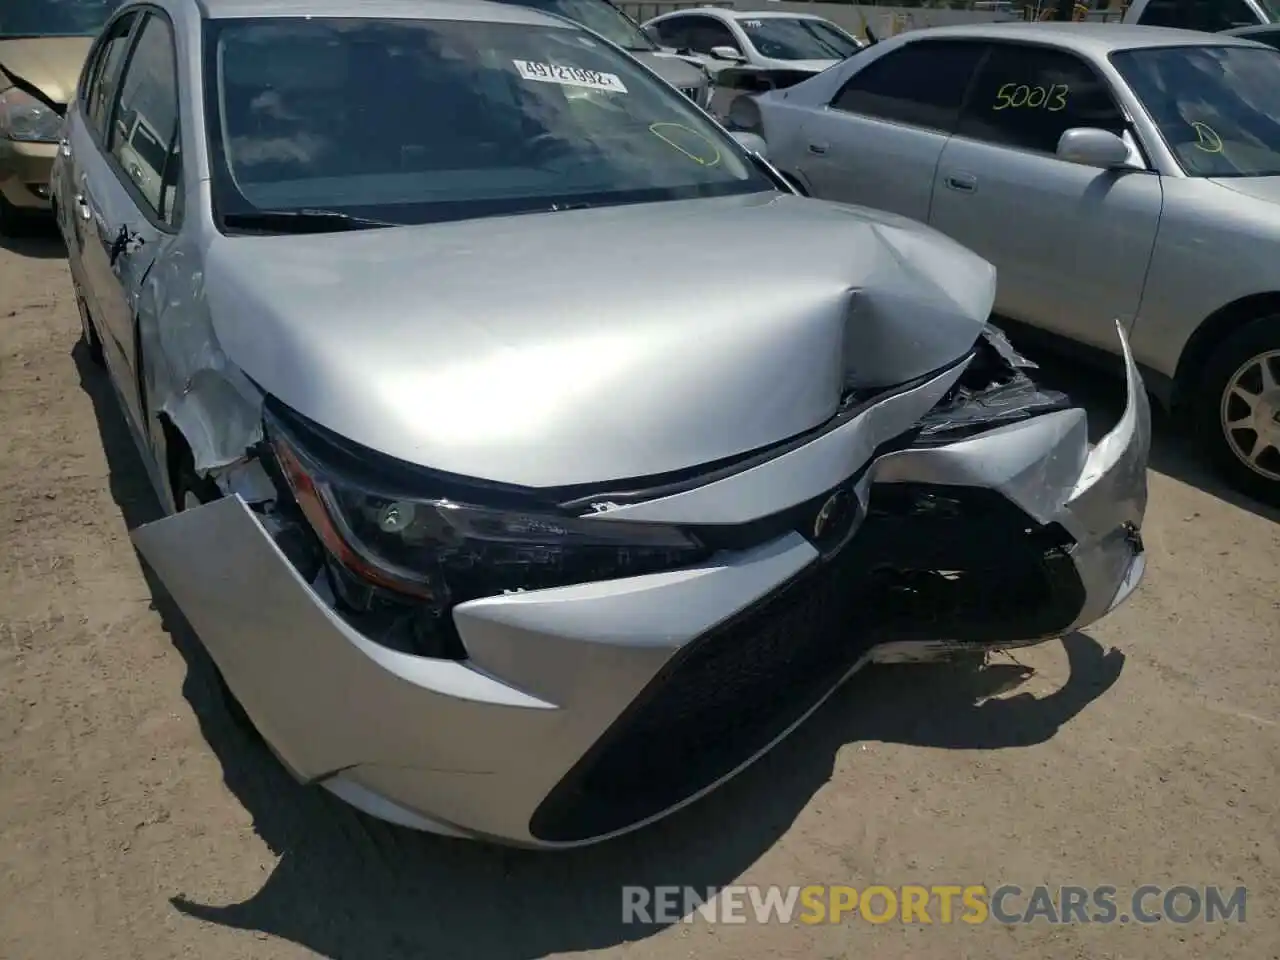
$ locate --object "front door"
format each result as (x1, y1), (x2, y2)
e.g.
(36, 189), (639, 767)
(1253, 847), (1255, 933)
(74, 9), (182, 435)
(928, 41), (1163, 353)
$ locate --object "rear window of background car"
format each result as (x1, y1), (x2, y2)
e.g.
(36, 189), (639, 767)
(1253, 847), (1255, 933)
(955, 43), (1127, 154)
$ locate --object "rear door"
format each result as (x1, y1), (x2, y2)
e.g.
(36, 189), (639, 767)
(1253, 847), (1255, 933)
(794, 39), (986, 224)
(73, 8), (182, 434)
(928, 41), (1163, 351)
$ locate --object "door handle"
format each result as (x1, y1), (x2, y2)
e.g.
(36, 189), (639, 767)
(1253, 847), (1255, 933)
(807, 142), (828, 155)
(73, 192), (92, 221)
(59, 138), (71, 158)
(944, 173), (977, 193)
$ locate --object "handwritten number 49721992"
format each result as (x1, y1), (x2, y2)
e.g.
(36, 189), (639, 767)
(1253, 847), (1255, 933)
(993, 83), (1068, 111)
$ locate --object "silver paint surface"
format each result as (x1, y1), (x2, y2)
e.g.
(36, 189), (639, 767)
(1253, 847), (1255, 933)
(203, 193), (996, 486)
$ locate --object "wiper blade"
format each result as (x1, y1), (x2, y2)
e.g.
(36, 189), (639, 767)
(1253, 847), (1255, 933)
(221, 208), (401, 233)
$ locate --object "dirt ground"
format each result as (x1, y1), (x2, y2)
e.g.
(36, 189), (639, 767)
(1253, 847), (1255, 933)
(0, 225), (1277, 960)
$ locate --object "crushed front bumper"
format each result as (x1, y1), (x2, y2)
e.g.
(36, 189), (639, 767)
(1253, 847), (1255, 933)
(132, 324), (1149, 847)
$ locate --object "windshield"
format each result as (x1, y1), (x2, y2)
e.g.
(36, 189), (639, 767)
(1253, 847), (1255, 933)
(1112, 44), (1280, 177)
(737, 17), (860, 61)
(486, 0), (655, 50)
(0, 0), (123, 39)
(205, 17), (769, 228)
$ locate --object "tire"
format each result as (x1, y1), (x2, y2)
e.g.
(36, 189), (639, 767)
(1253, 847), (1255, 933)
(171, 447), (260, 737)
(1192, 315), (1280, 506)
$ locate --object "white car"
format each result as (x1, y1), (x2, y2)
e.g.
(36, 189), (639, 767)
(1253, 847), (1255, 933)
(642, 7), (862, 76)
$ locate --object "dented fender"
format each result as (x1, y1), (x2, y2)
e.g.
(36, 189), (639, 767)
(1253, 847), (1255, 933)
(135, 243), (265, 492)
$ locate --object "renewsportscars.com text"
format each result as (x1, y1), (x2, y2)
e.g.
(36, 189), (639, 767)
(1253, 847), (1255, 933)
(621, 884), (1247, 925)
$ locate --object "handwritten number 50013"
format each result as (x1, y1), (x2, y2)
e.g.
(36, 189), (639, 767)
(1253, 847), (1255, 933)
(993, 83), (1068, 111)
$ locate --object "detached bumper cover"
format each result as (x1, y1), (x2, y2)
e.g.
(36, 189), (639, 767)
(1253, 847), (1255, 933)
(132, 324), (1149, 847)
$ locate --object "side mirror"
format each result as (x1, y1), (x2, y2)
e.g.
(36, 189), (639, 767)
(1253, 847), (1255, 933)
(642, 24), (663, 45)
(731, 130), (768, 158)
(1056, 127), (1131, 168)
(710, 45), (746, 62)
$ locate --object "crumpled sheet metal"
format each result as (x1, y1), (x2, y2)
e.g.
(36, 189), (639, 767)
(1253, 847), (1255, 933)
(137, 253), (265, 476)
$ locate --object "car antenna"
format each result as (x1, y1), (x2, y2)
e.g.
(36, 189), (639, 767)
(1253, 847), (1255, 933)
(864, 24), (879, 44)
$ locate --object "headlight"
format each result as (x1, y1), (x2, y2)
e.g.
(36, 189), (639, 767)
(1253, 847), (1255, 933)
(265, 405), (710, 607)
(0, 88), (63, 143)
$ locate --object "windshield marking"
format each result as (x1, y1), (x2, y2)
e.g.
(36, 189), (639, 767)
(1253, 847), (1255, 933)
(1192, 121), (1225, 153)
(648, 122), (721, 167)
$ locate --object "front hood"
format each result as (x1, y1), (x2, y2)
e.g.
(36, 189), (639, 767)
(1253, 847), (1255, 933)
(205, 193), (996, 487)
(0, 37), (92, 104)
(1209, 175), (1280, 204)
(775, 58), (840, 74)
(636, 50), (708, 89)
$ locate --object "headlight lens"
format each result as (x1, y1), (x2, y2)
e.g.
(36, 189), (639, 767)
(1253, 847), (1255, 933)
(0, 88), (63, 143)
(266, 409), (710, 606)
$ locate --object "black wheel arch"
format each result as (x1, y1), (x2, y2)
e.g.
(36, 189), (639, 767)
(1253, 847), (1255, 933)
(1172, 291), (1280, 415)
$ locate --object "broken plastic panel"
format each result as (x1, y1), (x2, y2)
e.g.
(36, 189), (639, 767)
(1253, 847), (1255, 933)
(913, 324), (1073, 444)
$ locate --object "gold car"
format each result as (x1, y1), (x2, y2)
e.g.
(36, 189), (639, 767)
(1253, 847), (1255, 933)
(0, 0), (121, 231)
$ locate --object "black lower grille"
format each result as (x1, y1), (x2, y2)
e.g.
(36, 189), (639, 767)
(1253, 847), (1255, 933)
(529, 484), (1085, 844)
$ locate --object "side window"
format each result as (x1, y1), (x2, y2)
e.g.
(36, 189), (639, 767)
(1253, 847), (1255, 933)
(1138, 0), (1259, 29)
(829, 41), (987, 133)
(693, 18), (740, 53)
(1247, 28), (1280, 48)
(652, 18), (690, 49)
(1135, 0), (1183, 25)
(109, 14), (181, 223)
(83, 13), (137, 138)
(1201, 0), (1264, 27)
(956, 44), (1126, 155)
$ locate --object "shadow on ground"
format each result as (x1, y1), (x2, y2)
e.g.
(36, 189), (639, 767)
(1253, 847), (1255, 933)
(73, 343), (1126, 960)
(0, 217), (64, 259)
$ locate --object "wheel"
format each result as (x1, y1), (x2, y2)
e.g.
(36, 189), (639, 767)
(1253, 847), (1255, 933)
(1193, 315), (1280, 506)
(171, 448), (260, 737)
(75, 290), (105, 367)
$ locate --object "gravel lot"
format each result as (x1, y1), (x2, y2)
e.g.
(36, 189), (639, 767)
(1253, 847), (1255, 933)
(1, 225), (1277, 960)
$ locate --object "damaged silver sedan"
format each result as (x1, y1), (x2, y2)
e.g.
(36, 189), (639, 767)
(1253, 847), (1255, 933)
(53, 0), (1149, 847)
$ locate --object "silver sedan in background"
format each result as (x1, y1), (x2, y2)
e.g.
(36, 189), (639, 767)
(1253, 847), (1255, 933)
(53, 0), (1147, 846)
(643, 7), (863, 76)
(754, 22), (1280, 505)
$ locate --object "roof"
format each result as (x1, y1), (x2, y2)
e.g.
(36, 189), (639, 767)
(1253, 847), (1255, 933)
(652, 6), (834, 21)
(197, 0), (563, 26)
(898, 20), (1263, 54)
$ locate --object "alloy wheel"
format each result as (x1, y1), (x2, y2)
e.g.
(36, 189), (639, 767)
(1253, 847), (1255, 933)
(1219, 348), (1280, 482)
